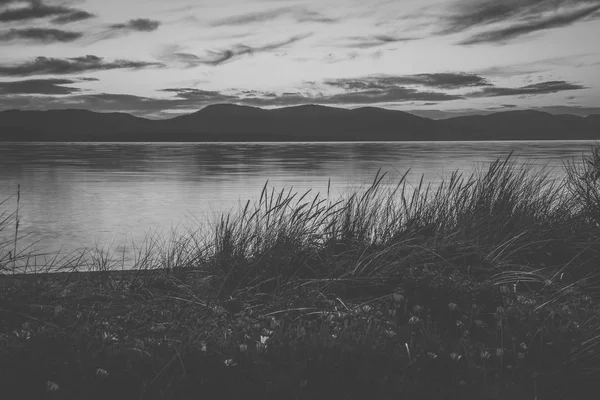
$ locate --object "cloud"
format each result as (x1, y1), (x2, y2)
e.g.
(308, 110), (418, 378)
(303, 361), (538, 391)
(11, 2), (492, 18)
(89, 18), (161, 42)
(52, 10), (95, 24)
(108, 18), (161, 32)
(342, 34), (420, 49)
(459, 3), (600, 44)
(441, 0), (598, 33)
(211, 6), (336, 26)
(0, 55), (164, 77)
(160, 34), (312, 67)
(0, 0), (95, 23)
(438, 0), (600, 43)
(473, 54), (589, 77)
(0, 82), (464, 118)
(468, 80), (586, 97)
(158, 88), (238, 102)
(0, 28), (82, 43)
(325, 73), (491, 90)
(0, 78), (83, 95)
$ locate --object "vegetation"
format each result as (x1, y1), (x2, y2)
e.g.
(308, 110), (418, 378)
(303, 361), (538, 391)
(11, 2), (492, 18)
(2, 144), (600, 399)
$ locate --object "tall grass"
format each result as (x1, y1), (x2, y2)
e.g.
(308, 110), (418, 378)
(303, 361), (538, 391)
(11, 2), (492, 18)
(2, 145), (600, 399)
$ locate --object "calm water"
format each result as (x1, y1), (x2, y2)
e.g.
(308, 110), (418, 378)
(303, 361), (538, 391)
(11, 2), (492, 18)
(0, 141), (595, 269)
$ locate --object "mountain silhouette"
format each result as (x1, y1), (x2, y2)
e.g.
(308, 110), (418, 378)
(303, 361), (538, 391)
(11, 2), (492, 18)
(0, 104), (598, 142)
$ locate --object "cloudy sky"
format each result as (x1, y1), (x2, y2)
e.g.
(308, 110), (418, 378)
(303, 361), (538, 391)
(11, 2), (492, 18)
(0, 0), (599, 119)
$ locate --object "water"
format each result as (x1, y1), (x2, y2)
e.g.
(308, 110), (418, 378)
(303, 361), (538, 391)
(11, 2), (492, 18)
(0, 141), (594, 269)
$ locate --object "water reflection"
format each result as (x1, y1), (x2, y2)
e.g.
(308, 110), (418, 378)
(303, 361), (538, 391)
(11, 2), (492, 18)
(0, 141), (594, 266)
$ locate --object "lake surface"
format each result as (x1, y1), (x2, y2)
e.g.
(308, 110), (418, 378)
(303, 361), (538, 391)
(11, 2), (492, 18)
(0, 141), (595, 270)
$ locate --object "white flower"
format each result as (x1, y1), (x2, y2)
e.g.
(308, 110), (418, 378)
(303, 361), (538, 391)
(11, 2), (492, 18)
(384, 329), (396, 338)
(256, 342), (267, 353)
(96, 368), (109, 377)
(224, 359), (236, 367)
(448, 302), (458, 311)
(392, 293), (404, 303)
(450, 353), (462, 362)
(46, 381), (59, 392)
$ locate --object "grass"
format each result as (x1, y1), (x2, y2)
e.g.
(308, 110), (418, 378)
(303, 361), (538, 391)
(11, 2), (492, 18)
(1, 145), (600, 399)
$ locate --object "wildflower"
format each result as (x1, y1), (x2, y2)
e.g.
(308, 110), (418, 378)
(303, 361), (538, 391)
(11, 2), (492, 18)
(496, 348), (504, 357)
(96, 368), (109, 377)
(256, 342), (267, 354)
(270, 318), (281, 329)
(388, 309), (396, 317)
(331, 333), (338, 339)
(475, 320), (484, 328)
(384, 329), (396, 338)
(456, 320), (464, 328)
(101, 332), (117, 344)
(408, 316), (420, 325)
(520, 342), (528, 351)
(239, 344), (247, 353)
(13, 329), (31, 341)
(200, 341), (207, 352)
(448, 303), (458, 312)
(46, 381), (59, 392)
(224, 359), (236, 367)
(261, 328), (273, 337)
(362, 305), (372, 313)
(481, 350), (491, 360)
(450, 353), (462, 362)
(392, 293), (404, 303)
(428, 352), (438, 360)
(413, 305), (423, 314)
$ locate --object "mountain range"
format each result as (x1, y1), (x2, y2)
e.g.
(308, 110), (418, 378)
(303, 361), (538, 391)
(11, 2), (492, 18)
(0, 104), (599, 142)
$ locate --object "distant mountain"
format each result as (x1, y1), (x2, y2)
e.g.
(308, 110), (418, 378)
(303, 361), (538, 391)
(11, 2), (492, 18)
(0, 104), (598, 142)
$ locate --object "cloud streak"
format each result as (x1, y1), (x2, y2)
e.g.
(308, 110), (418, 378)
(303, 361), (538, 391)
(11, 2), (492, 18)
(160, 34), (312, 67)
(108, 18), (161, 32)
(469, 80), (586, 97)
(325, 73), (492, 90)
(460, 3), (600, 44)
(0, 0), (95, 24)
(0, 78), (84, 95)
(211, 6), (337, 26)
(0, 28), (82, 43)
(439, 0), (600, 44)
(341, 35), (420, 49)
(0, 55), (164, 77)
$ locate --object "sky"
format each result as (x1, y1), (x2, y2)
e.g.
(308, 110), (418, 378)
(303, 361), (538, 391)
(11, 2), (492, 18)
(0, 0), (599, 119)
